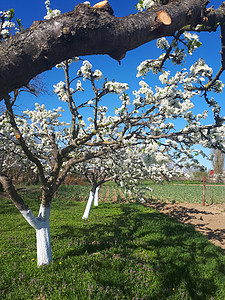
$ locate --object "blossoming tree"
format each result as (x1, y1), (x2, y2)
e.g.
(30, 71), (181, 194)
(79, 142), (194, 221)
(75, 156), (115, 219)
(0, 0), (225, 266)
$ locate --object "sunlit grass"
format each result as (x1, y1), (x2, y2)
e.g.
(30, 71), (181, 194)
(1, 185), (225, 299)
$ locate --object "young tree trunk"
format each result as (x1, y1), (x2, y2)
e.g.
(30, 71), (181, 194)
(82, 187), (96, 220)
(21, 204), (52, 266)
(94, 186), (100, 207)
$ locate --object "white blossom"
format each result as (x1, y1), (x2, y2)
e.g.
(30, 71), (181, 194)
(76, 80), (84, 91)
(93, 69), (103, 80)
(44, 0), (61, 20)
(77, 60), (92, 79)
(183, 31), (201, 54)
(136, 0), (157, 11)
(157, 37), (169, 50)
(105, 81), (129, 94)
(159, 71), (170, 84)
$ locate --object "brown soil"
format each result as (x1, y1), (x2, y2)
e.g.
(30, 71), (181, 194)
(145, 199), (225, 250)
(111, 187), (117, 202)
(118, 188), (127, 202)
(103, 186), (110, 203)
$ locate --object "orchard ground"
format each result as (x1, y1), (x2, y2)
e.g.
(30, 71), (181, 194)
(144, 182), (225, 250)
(146, 197), (225, 250)
(1, 182), (225, 299)
(1, 181), (225, 248)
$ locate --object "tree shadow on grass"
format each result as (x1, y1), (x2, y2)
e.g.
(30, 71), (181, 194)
(146, 200), (225, 252)
(54, 203), (225, 299)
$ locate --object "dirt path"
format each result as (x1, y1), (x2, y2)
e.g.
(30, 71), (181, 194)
(145, 200), (225, 250)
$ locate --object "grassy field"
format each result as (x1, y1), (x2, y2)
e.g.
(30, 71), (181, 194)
(1, 185), (225, 299)
(144, 182), (225, 205)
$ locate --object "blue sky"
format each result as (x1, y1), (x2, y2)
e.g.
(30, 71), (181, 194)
(2, 0), (225, 170)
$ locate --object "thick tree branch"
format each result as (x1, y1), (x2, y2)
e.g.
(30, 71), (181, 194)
(0, 175), (29, 211)
(1, 0), (225, 100)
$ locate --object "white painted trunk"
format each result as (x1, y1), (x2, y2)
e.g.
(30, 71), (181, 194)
(82, 190), (94, 220)
(94, 186), (100, 206)
(20, 204), (52, 266)
(36, 204), (52, 266)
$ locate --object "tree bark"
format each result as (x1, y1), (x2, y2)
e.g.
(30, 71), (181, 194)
(21, 204), (52, 266)
(82, 187), (96, 220)
(1, 0), (225, 99)
(0, 175), (29, 211)
(0, 182), (3, 192)
(94, 186), (100, 206)
(0, 175), (53, 266)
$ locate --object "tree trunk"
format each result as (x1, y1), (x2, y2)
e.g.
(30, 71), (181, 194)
(0, 182), (3, 192)
(82, 188), (96, 220)
(0, 175), (53, 266)
(94, 186), (100, 207)
(1, 0), (224, 99)
(21, 204), (52, 266)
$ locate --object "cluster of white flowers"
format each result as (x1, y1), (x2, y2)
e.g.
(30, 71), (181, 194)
(76, 80), (84, 92)
(0, 10), (16, 39)
(44, 0), (61, 20)
(105, 81), (129, 94)
(141, 32), (201, 76)
(171, 47), (186, 65)
(183, 32), (201, 55)
(0, 103), (72, 176)
(119, 93), (131, 106)
(93, 69), (103, 81)
(210, 97), (221, 114)
(136, 0), (158, 11)
(56, 57), (79, 69)
(77, 60), (92, 79)
(1, 19), (15, 37)
(157, 37), (170, 50)
(136, 54), (165, 77)
(133, 80), (154, 106)
(190, 58), (213, 79)
(53, 81), (72, 102)
(212, 80), (224, 93)
(158, 71), (170, 84)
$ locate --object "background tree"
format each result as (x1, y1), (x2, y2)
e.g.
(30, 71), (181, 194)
(212, 149), (225, 182)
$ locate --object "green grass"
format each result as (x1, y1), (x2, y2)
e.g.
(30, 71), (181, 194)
(145, 182), (225, 204)
(1, 185), (225, 299)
